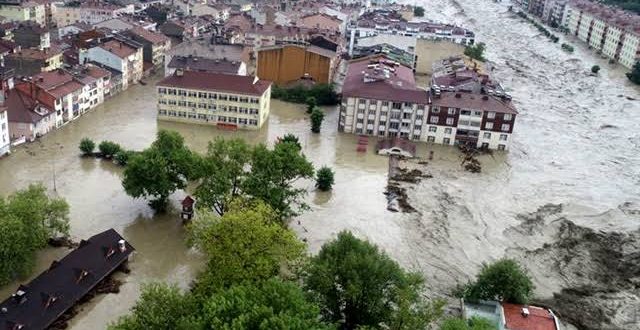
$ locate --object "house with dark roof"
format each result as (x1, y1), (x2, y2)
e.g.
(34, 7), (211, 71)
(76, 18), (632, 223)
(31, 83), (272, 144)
(0, 229), (134, 330)
(156, 70), (272, 130)
(4, 44), (64, 76)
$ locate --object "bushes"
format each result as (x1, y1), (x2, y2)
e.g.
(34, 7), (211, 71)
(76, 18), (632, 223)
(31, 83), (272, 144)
(79, 138), (95, 155)
(272, 84), (339, 105)
(99, 141), (121, 158)
(591, 65), (601, 74)
(464, 43), (486, 62)
(626, 61), (640, 84)
(310, 108), (324, 133)
(413, 6), (425, 17)
(316, 166), (335, 191)
(517, 11), (559, 42)
(456, 258), (534, 305)
(561, 43), (574, 53)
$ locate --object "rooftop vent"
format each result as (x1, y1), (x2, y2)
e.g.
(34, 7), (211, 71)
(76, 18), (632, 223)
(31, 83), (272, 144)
(522, 308), (530, 318)
(118, 239), (126, 252)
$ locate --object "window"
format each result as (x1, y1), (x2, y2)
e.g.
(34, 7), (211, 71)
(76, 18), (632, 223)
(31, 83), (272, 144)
(240, 97), (249, 103)
(381, 101), (389, 107)
(414, 125), (421, 131)
(250, 98), (259, 104)
(430, 116), (438, 124)
(431, 106), (440, 113)
(187, 102), (196, 107)
(446, 117), (454, 125)
(401, 122), (410, 128)
(208, 93), (217, 99)
(168, 89), (176, 95)
(159, 99), (167, 105)
(219, 95), (228, 101)
(444, 127), (452, 134)
(485, 122), (493, 130)
(427, 136), (435, 142)
(416, 114), (423, 120)
(249, 108), (259, 115)
(428, 126), (437, 132)
(229, 96), (238, 102)
(357, 108), (365, 114)
(178, 101), (186, 107)
(168, 100), (177, 105)
(218, 116), (227, 122)
(448, 108), (456, 115)
(249, 119), (258, 125)
(487, 111), (495, 119)
(501, 124), (510, 132)
(177, 90), (186, 96)
(239, 118), (248, 124)
(497, 144), (506, 151)
(368, 110), (376, 116)
(198, 103), (207, 108)
(158, 87), (166, 94)
(228, 106), (238, 112)
(379, 121), (386, 127)
(357, 118), (364, 123)
(504, 113), (513, 121)
(392, 102), (402, 109)
(158, 109), (167, 115)
(402, 112), (412, 119)
(380, 111), (388, 117)
(461, 110), (471, 115)
(367, 119), (374, 125)
(443, 138), (450, 144)
(499, 134), (508, 141)
(473, 111), (482, 117)
(198, 92), (207, 98)
(389, 122), (400, 129)
(188, 91), (197, 97)
(359, 99), (366, 104)
(208, 104), (217, 110)
(198, 114), (207, 120)
(390, 111), (401, 119)
(483, 132), (491, 139)
(481, 142), (489, 149)
(367, 129), (374, 135)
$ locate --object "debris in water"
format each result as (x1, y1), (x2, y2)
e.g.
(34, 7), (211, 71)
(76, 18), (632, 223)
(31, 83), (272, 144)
(48, 237), (78, 249)
(599, 124), (618, 129)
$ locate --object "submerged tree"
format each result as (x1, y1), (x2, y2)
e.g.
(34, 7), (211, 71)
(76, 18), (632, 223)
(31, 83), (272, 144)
(188, 200), (305, 295)
(310, 108), (325, 133)
(413, 6), (425, 17)
(244, 141), (315, 219)
(456, 258), (534, 305)
(79, 138), (95, 155)
(195, 138), (251, 216)
(591, 65), (601, 74)
(464, 42), (486, 62)
(122, 130), (198, 212)
(306, 96), (317, 114)
(0, 184), (70, 285)
(281, 133), (302, 150)
(305, 231), (443, 329)
(315, 166), (335, 191)
(627, 61), (640, 84)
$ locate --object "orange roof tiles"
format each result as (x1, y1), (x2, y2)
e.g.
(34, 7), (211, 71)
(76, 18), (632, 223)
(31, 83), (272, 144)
(502, 303), (558, 330)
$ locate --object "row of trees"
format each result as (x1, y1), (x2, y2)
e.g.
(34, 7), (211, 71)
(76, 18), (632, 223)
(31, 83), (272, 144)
(121, 130), (334, 214)
(110, 200), (444, 329)
(464, 43), (486, 62)
(79, 138), (136, 165)
(0, 185), (70, 285)
(272, 84), (340, 105)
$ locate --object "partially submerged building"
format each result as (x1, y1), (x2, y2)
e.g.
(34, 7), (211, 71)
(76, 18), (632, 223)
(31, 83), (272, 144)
(0, 229), (134, 330)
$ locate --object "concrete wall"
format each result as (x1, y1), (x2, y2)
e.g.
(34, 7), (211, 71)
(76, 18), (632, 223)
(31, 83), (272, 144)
(414, 39), (465, 75)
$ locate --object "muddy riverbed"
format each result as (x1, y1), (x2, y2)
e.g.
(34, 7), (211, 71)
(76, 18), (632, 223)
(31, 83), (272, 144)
(0, 0), (639, 328)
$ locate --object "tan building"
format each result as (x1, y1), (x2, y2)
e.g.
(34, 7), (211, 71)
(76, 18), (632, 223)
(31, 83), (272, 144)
(256, 44), (337, 86)
(414, 39), (465, 75)
(0, 1), (45, 26)
(156, 70), (272, 130)
(297, 13), (344, 34)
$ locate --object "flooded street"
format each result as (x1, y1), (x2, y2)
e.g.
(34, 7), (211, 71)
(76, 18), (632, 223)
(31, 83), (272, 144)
(0, 0), (639, 328)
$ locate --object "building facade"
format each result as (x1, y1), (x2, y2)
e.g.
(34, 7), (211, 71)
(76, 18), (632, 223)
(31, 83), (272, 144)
(79, 39), (143, 90)
(562, 0), (640, 69)
(0, 1), (45, 25)
(53, 2), (135, 27)
(0, 106), (9, 156)
(156, 70), (272, 130)
(339, 56), (429, 140)
(256, 44), (337, 85)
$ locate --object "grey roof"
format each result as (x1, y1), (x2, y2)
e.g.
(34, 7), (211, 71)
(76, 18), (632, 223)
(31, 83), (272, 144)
(168, 55), (241, 75)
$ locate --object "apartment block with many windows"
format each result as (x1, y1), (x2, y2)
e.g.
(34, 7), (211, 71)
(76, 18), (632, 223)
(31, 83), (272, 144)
(562, 0), (640, 69)
(426, 92), (518, 151)
(156, 70), (272, 130)
(339, 56), (428, 140)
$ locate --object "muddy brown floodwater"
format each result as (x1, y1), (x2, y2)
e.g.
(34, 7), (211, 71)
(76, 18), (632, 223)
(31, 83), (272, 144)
(1, 1), (639, 328)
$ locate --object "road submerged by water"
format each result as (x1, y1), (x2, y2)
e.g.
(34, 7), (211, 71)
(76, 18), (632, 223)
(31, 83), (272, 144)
(0, 0), (638, 328)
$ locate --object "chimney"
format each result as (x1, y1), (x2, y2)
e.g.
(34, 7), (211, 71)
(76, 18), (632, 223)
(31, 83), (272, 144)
(176, 68), (184, 76)
(118, 239), (126, 252)
(521, 308), (530, 318)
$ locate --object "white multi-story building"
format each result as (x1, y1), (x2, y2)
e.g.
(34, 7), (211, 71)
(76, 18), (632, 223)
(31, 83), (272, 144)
(339, 56), (429, 140)
(53, 2), (134, 27)
(0, 107), (9, 156)
(156, 70), (272, 130)
(562, 0), (640, 69)
(0, 1), (46, 25)
(80, 39), (143, 90)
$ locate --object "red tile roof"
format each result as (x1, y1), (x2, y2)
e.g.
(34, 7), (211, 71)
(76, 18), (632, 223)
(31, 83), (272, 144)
(100, 40), (137, 58)
(33, 70), (73, 90)
(129, 26), (170, 45)
(86, 65), (111, 79)
(157, 71), (271, 96)
(502, 303), (558, 330)
(48, 81), (83, 98)
(342, 55), (428, 104)
(432, 91), (518, 114)
(5, 90), (53, 124)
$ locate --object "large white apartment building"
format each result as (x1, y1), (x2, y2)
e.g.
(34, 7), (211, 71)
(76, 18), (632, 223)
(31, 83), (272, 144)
(80, 39), (143, 90)
(562, 0), (640, 69)
(156, 70), (272, 130)
(0, 106), (9, 156)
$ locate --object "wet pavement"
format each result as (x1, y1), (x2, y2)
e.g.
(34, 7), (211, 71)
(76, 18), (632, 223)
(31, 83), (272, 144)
(0, 0), (639, 328)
